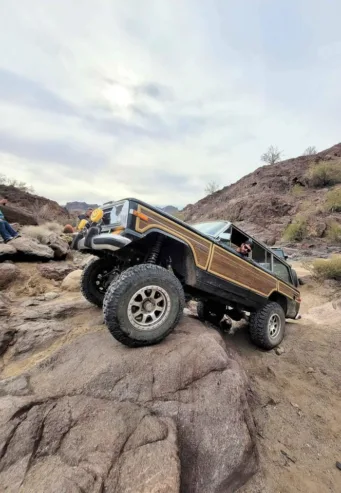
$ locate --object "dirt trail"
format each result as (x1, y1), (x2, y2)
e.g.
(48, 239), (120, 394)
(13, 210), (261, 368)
(226, 267), (341, 493)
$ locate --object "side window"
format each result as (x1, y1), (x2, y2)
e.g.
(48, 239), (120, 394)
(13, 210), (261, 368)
(252, 243), (271, 271)
(218, 225), (232, 247)
(273, 257), (291, 283)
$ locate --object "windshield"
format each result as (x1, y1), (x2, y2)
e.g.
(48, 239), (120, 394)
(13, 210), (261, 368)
(191, 221), (228, 236)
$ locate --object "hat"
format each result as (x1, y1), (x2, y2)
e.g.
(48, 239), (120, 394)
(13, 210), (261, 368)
(244, 239), (254, 249)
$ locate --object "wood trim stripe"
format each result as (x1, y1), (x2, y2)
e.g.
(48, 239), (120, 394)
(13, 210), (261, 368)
(133, 205), (299, 300)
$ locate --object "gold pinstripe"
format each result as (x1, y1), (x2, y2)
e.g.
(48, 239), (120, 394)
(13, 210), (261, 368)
(134, 205), (300, 300)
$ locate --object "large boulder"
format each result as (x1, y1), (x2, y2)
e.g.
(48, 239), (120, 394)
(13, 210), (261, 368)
(61, 269), (82, 291)
(37, 263), (76, 281)
(0, 263), (20, 289)
(0, 395), (180, 493)
(44, 233), (69, 259)
(10, 236), (54, 259)
(0, 243), (16, 258)
(0, 204), (38, 225)
(0, 305), (259, 493)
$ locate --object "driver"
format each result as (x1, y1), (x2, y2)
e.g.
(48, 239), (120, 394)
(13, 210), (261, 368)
(236, 239), (253, 258)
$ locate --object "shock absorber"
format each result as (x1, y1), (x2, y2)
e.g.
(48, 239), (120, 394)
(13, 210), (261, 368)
(147, 235), (163, 264)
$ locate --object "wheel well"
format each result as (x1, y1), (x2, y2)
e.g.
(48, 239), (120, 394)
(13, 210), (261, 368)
(269, 292), (287, 315)
(133, 232), (197, 285)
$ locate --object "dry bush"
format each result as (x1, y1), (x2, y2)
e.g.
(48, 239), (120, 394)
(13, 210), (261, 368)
(327, 222), (341, 242)
(283, 217), (308, 242)
(291, 184), (305, 197)
(307, 161), (341, 188)
(311, 256), (341, 281)
(261, 145), (283, 165)
(21, 222), (62, 243)
(205, 181), (219, 195)
(325, 188), (341, 212)
(0, 173), (34, 193)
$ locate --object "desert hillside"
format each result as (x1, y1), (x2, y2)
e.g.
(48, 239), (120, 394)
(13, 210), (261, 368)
(0, 184), (70, 225)
(183, 143), (341, 248)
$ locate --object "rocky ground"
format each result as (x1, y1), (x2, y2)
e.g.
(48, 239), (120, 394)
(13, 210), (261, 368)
(0, 259), (341, 492)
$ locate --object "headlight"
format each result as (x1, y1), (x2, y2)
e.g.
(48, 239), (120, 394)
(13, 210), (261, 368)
(110, 200), (129, 228)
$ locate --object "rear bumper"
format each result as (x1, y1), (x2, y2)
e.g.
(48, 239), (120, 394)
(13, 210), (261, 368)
(71, 229), (131, 252)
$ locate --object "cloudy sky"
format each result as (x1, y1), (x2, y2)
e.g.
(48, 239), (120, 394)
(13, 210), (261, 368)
(0, 1), (341, 208)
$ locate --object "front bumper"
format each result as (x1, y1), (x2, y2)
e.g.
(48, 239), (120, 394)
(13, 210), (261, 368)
(71, 228), (131, 252)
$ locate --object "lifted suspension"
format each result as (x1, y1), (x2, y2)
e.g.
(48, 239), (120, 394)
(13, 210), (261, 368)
(146, 235), (163, 264)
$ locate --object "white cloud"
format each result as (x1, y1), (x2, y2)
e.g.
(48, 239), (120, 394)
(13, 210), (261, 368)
(0, 0), (341, 208)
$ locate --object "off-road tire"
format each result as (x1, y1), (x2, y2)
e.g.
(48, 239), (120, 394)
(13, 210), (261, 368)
(103, 264), (185, 347)
(249, 302), (285, 349)
(197, 301), (226, 326)
(81, 257), (119, 307)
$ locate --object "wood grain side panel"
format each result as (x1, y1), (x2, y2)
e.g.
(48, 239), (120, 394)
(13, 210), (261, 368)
(209, 245), (277, 297)
(135, 206), (212, 269)
(278, 282), (297, 299)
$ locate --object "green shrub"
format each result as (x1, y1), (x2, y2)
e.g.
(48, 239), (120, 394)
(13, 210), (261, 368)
(291, 184), (305, 196)
(283, 218), (308, 242)
(327, 222), (341, 242)
(325, 188), (341, 212)
(307, 161), (341, 188)
(312, 256), (341, 281)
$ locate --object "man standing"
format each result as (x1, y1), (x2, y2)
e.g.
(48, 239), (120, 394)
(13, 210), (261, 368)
(0, 198), (20, 243)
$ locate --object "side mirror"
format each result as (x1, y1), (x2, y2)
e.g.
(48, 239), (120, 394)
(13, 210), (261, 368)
(218, 232), (231, 241)
(284, 255), (288, 260)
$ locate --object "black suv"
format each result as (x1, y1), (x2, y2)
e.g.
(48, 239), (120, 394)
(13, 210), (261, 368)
(72, 199), (301, 349)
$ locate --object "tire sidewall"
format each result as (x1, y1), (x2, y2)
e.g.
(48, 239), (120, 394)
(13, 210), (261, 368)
(263, 304), (285, 347)
(81, 257), (118, 307)
(106, 267), (183, 342)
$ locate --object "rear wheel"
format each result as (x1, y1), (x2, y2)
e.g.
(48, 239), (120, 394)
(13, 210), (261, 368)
(103, 264), (185, 347)
(249, 302), (285, 349)
(81, 257), (120, 307)
(197, 301), (226, 326)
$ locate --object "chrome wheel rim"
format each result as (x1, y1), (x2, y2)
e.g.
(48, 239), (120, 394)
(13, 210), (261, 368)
(127, 285), (171, 331)
(268, 314), (281, 339)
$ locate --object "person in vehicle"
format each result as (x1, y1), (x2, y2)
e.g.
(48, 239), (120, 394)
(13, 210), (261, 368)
(0, 197), (20, 243)
(77, 208), (93, 230)
(236, 239), (253, 258)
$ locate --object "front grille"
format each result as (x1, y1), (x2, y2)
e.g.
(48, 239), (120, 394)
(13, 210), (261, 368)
(101, 202), (125, 226)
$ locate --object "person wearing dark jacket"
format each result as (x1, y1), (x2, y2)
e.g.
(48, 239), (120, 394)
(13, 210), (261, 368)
(0, 198), (20, 243)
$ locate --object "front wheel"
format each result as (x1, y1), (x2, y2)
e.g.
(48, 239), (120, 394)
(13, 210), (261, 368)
(249, 302), (285, 349)
(81, 257), (120, 307)
(103, 264), (185, 347)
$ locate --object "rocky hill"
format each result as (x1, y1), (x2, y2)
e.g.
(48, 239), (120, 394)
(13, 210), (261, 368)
(183, 143), (341, 247)
(0, 185), (70, 225)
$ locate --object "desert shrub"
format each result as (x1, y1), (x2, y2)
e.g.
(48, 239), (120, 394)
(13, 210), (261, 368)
(325, 188), (341, 212)
(0, 173), (34, 193)
(291, 184), (305, 196)
(311, 256), (341, 281)
(283, 217), (308, 242)
(327, 222), (341, 242)
(44, 222), (63, 233)
(307, 161), (341, 188)
(21, 222), (62, 243)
